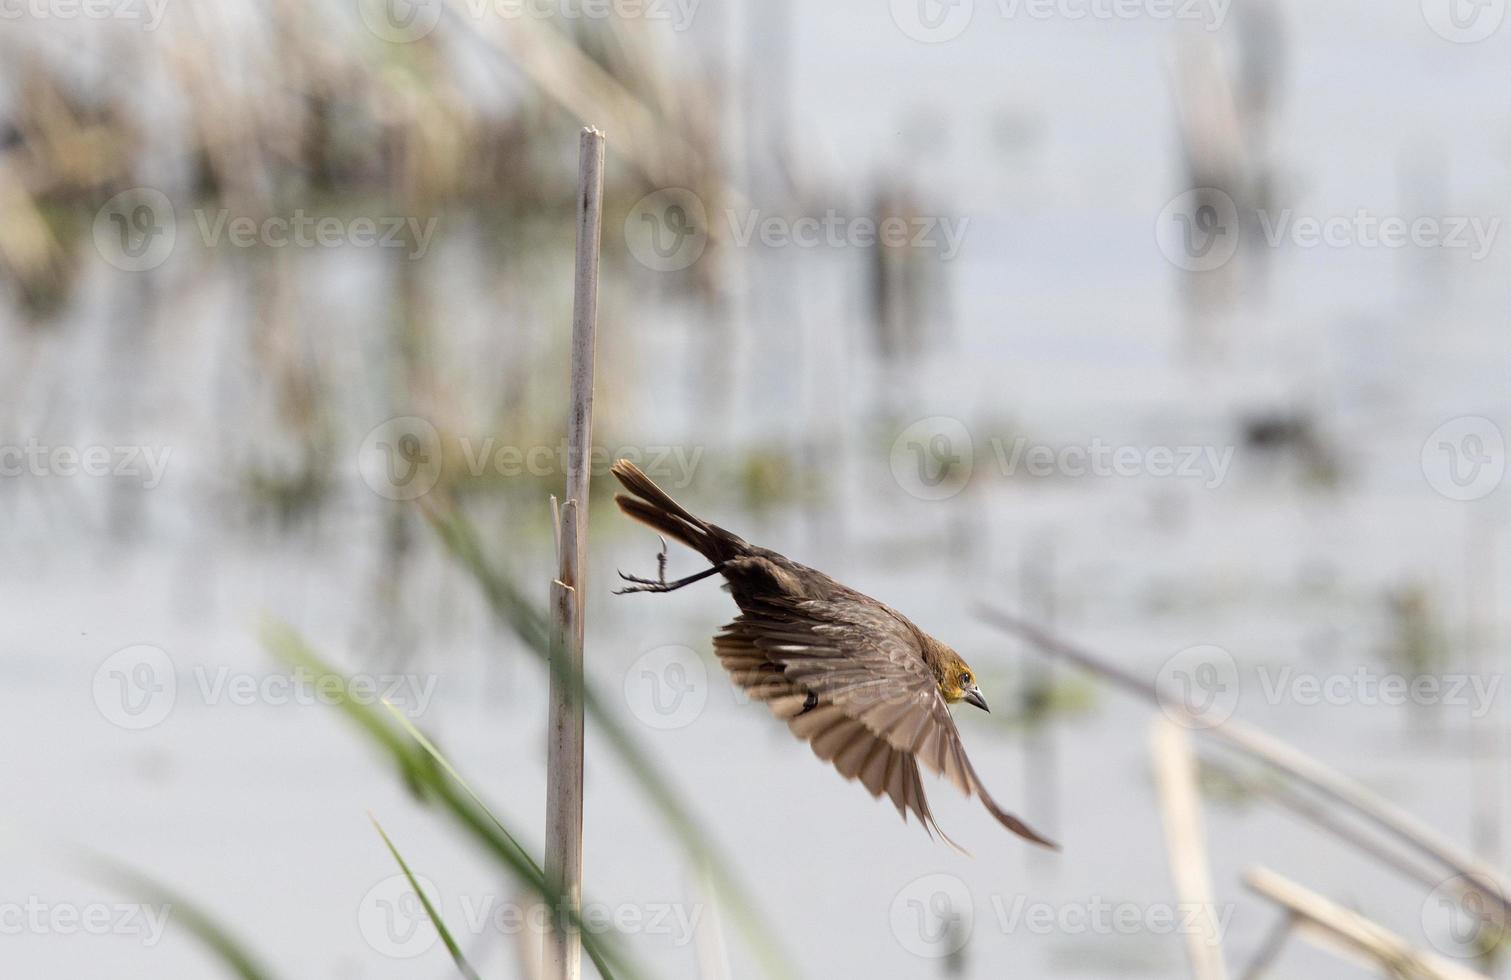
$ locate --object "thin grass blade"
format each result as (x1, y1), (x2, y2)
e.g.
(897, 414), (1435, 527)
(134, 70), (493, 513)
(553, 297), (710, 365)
(262, 622), (640, 980)
(370, 816), (483, 980)
(95, 861), (278, 980)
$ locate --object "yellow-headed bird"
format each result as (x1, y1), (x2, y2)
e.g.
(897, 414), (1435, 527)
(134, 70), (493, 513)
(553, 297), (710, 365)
(611, 460), (1056, 850)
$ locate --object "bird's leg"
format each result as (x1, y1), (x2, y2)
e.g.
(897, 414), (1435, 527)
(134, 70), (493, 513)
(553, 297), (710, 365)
(615, 565), (720, 594)
(615, 537), (723, 594)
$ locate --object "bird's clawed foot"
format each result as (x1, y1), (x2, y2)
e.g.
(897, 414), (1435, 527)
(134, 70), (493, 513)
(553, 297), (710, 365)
(615, 537), (675, 593)
(614, 537), (722, 594)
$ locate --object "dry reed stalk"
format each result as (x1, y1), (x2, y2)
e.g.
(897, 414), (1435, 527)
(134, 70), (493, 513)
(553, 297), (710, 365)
(979, 607), (1511, 923)
(1245, 867), (1489, 980)
(543, 126), (605, 980)
(1150, 717), (1229, 980)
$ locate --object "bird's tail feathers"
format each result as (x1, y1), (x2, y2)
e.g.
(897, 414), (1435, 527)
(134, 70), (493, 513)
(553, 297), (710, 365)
(970, 761), (1060, 850)
(614, 495), (710, 554)
(611, 459), (740, 564)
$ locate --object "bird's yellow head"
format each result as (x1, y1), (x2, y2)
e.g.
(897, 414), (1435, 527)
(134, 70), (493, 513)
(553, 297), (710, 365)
(936, 650), (990, 712)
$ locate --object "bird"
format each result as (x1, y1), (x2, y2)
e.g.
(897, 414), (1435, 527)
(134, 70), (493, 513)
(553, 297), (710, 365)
(609, 459), (1057, 850)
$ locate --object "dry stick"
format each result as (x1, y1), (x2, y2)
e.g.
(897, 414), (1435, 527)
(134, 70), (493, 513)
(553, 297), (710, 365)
(1217, 765), (1508, 973)
(546, 500), (582, 980)
(1199, 754), (1449, 895)
(1244, 867), (1490, 980)
(977, 608), (1511, 920)
(544, 127), (606, 980)
(1150, 718), (1229, 980)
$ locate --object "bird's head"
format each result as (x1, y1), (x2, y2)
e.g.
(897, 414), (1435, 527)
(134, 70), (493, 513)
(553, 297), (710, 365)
(936, 649), (989, 712)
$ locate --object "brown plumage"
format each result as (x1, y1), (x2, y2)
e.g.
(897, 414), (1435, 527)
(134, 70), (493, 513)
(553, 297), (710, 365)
(610, 459), (1057, 850)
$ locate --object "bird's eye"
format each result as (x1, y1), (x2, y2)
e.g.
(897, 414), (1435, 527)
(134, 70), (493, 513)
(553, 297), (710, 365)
(960, 672), (972, 687)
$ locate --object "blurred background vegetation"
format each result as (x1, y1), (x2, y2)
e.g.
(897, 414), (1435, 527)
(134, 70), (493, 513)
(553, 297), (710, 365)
(3, 2), (1510, 978)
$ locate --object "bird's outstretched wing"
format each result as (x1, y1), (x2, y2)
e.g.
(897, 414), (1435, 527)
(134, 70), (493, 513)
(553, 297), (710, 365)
(713, 595), (1057, 849)
(715, 625), (959, 845)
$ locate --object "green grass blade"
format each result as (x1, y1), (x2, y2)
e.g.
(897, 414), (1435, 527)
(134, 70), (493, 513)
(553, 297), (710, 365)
(370, 816), (482, 980)
(95, 861), (278, 980)
(375, 700), (633, 980)
(379, 699), (542, 878)
(262, 623), (640, 980)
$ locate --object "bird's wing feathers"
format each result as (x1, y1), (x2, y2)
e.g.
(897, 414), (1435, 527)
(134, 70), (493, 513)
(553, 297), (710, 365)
(714, 626), (958, 845)
(714, 598), (1057, 849)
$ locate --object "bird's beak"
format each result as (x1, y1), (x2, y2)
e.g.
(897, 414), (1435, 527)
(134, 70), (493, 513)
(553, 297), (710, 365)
(964, 686), (989, 712)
